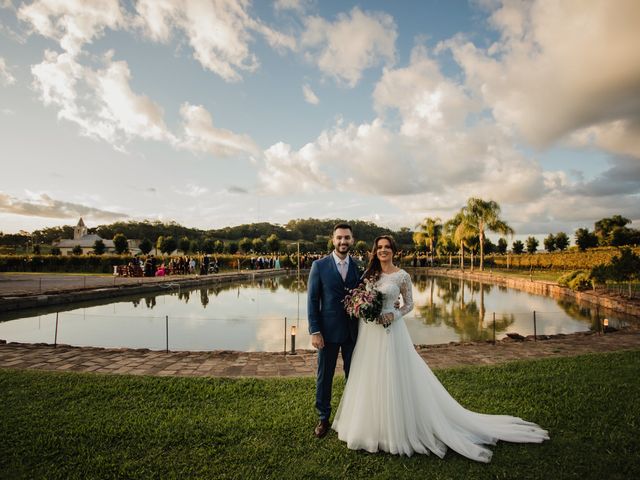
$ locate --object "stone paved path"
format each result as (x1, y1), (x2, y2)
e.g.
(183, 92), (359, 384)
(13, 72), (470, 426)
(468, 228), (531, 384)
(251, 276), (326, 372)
(1, 331), (639, 377)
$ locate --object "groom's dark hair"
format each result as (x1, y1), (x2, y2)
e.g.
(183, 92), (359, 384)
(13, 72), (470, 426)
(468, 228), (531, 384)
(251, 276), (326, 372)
(333, 222), (353, 233)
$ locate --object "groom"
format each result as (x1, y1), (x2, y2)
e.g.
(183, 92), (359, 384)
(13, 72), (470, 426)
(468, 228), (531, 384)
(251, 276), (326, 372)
(307, 223), (360, 438)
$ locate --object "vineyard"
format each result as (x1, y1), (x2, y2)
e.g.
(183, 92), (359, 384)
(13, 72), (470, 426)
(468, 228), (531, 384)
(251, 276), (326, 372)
(487, 246), (640, 270)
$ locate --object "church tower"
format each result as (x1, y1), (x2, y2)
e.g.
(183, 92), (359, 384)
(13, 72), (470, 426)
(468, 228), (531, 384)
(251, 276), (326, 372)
(73, 217), (88, 240)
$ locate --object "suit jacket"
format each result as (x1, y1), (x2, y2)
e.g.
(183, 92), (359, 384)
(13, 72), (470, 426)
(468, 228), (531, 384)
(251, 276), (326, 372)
(307, 254), (360, 343)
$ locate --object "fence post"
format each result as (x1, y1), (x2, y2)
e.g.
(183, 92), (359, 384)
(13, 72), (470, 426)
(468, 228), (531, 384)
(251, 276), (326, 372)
(283, 317), (287, 356)
(165, 315), (169, 353)
(533, 310), (537, 341)
(54, 312), (59, 347)
(492, 312), (496, 345)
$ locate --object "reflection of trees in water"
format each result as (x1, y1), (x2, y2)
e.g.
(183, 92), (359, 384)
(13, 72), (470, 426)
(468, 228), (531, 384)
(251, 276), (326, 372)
(554, 300), (611, 331)
(126, 275), (307, 311)
(412, 274), (514, 341)
(200, 289), (209, 308)
(278, 276), (307, 292)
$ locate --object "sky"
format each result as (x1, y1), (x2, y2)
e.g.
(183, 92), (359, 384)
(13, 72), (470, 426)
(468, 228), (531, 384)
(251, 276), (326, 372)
(0, 0), (639, 241)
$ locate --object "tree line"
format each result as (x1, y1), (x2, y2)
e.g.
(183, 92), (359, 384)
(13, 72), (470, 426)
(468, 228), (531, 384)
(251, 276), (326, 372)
(412, 200), (639, 271)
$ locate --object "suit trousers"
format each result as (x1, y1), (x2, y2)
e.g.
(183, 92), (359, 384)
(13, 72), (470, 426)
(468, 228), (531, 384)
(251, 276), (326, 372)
(316, 339), (355, 421)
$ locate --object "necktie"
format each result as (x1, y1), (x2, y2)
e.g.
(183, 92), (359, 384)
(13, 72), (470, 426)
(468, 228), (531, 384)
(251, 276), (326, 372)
(339, 260), (347, 281)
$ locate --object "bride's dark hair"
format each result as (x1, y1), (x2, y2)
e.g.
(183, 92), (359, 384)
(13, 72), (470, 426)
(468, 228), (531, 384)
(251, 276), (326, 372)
(363, 235), (398, 280)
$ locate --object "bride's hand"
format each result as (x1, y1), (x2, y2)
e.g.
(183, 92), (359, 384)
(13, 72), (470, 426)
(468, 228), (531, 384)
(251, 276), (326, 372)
(377, 312), (393, 327)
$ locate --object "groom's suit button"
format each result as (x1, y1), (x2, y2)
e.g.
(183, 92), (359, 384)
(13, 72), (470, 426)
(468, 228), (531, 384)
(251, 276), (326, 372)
(314, 420), (330, 438)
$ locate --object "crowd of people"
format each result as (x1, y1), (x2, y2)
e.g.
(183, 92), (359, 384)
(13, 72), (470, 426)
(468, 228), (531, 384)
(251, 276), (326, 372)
(113, 250), (432, 278)
(115, 254), (220, 277)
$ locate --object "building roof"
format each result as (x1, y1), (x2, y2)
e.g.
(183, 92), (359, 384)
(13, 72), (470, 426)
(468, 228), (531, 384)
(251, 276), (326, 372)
(55, 234), (115, 248)
(77, 217), (86, 227)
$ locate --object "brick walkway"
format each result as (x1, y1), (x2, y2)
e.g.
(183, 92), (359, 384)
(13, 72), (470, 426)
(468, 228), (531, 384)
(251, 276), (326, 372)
(1, 330), (639, 377)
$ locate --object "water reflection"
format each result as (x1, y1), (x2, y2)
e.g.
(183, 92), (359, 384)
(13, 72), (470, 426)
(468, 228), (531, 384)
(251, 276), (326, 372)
(412, 276), (515, 342)
(0, 272), (635, 351)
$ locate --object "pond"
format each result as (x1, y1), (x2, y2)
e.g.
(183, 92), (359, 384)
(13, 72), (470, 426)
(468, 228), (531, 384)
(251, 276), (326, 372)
(0, 273), (633, 352)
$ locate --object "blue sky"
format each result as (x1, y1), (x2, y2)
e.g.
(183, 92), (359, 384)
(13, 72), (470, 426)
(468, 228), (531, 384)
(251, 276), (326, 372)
(0, 0), (639, 242)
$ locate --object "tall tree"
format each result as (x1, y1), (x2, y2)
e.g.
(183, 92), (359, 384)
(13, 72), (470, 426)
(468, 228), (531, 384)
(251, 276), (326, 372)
(239, 237), (252, 254)
(575, 228), (598, 251)
(543, 234), (556, 252)
(160, 236), (177, 255)
(113, 233), (129, 255)
(178, 236), (191, 254)
(497, 238), (508, 254)
(512, 240), (524, 254)
(201, 237), (216, 254)
(447, 212), (474, 271)
(414, 217), (442, 265)
(526, 236), (539, 254)
(594, 215), (630, 246)
(93, 239), (106, 255)
(139, 238), (153, 255)
(462, 198), (514, 271)
(266, 234), (280, 253)
(155, 236), (164, 256)
(252, 238), (264, 253)
(555, 232), (569, 251)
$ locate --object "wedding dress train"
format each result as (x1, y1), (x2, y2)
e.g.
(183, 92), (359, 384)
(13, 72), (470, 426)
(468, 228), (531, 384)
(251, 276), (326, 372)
(332, 270), (549, 462)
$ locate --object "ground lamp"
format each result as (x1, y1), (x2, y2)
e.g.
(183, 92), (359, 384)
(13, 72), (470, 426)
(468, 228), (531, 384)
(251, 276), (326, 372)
(290, 325), (297, 354)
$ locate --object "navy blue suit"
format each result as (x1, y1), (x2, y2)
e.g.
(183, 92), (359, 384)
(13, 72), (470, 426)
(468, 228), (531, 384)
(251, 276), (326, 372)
(307, 254), (360, 421)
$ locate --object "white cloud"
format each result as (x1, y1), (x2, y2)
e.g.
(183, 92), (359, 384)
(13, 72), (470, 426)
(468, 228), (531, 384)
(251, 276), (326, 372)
(30, 48), (258, 158)
(172, 183), (209, 198)
(17, 0), (127, 56)
(135, 0), (295, 82)
(0, 191), (128, 220)
(94, 53), (174, 143)
(260, 141), (332, 194)
(374, 45), (479, 136)
(274, 0), (309, 14)
(179, 103), (260, 158)
(0, 56), (16, 85)
(31, 50), (173, 148)
(302, 83), (319, 105)
(301, 7), (396, 87)
(443, 0), (640, 157)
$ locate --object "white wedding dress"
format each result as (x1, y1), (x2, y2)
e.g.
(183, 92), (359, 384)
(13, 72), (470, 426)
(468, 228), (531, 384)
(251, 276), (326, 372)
(332, 270), (549, 462)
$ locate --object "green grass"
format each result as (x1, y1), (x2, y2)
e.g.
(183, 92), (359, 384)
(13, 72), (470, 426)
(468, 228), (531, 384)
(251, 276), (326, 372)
(489, 268), (567, 282)
(1, 351), (639, 480)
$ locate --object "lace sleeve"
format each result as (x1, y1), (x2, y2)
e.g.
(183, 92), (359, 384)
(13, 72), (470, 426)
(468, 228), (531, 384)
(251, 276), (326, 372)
(393, 271), (414, 320)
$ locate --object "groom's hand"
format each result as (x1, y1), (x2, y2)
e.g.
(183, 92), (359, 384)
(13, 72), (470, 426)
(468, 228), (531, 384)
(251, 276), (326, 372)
(311, 333), (325, 350)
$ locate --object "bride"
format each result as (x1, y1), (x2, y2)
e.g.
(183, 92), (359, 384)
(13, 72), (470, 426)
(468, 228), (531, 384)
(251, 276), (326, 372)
(332, 235), (549, 462)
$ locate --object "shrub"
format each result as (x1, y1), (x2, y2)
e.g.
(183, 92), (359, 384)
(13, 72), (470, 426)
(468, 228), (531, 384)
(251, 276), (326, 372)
(558, 270), (592, 291)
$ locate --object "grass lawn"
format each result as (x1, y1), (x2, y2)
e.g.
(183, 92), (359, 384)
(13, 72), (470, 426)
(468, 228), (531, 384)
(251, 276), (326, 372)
(1, 351), (639, 480)
(489, 268), (567, 283)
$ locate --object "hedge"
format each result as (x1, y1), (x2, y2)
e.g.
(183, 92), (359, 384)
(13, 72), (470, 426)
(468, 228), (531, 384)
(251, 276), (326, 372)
(0, 254), (301, 274)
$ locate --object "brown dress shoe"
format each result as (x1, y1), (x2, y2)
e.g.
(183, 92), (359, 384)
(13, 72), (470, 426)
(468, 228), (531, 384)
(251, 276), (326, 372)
(314, 420), (330, 438)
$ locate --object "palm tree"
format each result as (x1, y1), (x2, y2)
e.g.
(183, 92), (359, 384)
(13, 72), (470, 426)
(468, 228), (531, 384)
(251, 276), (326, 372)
(462, 198), (514, 271)
(414, 217), (442, 266)
(446, 212), (475, 271)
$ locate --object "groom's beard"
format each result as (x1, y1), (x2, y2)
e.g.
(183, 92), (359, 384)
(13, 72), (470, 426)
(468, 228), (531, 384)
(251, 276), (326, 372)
(335, 244), (351, 254)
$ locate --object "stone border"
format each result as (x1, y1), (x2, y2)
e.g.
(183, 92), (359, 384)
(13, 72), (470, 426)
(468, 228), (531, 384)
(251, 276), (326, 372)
(2, 329), (639, 377)
(415, 267), (640, 318)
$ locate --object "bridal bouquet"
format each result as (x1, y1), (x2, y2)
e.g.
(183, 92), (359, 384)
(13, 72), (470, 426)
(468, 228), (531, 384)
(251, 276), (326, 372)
(343, 277), (384, 325)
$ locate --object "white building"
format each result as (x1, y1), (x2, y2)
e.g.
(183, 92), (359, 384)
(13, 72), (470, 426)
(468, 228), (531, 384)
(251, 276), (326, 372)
(53, 218), (140, 255)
